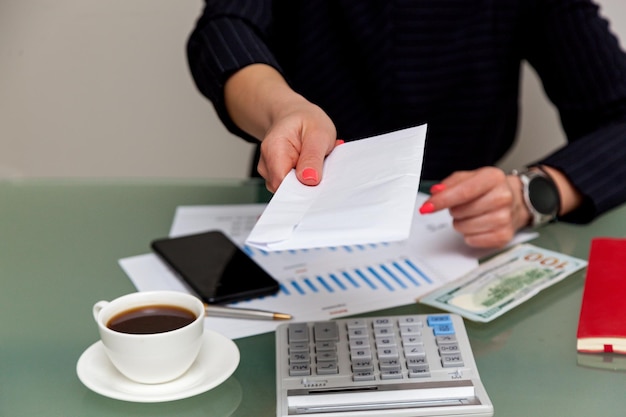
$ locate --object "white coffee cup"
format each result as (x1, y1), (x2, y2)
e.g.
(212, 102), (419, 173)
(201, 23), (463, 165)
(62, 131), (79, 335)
(92, 291), (205, 384)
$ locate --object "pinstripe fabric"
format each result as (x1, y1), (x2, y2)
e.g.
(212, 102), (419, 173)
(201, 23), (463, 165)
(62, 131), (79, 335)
(187, 0), (626, 223)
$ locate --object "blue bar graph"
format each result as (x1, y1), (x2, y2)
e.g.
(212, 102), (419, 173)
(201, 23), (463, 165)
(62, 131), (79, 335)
(355, 268), (377, 289)
(342, 271), (360, 288)
(303, 278), (318, 292)
(242, 242), (435, 297)
(367, 266), (394, 291)
(380, 264), (408, 289)
(317, 276), (335, 292)
(404, 259), (432, 284)
(392, 261), (420, 286)
(329, 273), (347, 290)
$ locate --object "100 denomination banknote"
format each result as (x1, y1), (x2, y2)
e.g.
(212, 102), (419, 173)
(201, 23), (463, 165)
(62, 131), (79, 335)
(420, 244), (587, 322)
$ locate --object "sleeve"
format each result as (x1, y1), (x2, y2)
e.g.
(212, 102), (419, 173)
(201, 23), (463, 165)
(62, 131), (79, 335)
(186, 0), (282, 142)
(524, 0), (626, 223)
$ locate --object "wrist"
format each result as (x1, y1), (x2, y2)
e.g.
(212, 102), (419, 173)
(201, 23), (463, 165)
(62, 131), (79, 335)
(507, 174), (533, 229)
(537, 165), (583, 216)
(225, 64), (303, 140)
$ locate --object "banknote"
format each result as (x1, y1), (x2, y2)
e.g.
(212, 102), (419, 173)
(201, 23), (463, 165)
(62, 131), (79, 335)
(419, 244), (587, 322)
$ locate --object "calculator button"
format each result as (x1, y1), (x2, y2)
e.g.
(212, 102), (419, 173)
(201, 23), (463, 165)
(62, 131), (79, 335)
(374, 327), (394, 337)
(348, 328), (368, 339)
(372, 318), (394, 329)
(350, 348), (372, 361)
(427, 315), (453, 326)
(399, 325), (422, 336)
(402, 335), (423, 346)
(380, 370), (403, 380)
(289, 341), (310, 352)
(436, 335), (458, 345)
(379, 359), (401, 370)
(441, 353), (464, 368)
(398, 316), (424, 327)
(351, 359), (373, 371)
(317, 351), (338, 362)
(375, 337), (397, 349)
(288, 323), (310, 343)
(377, 347), (399, 360)
(315, 341), (336, 352)
(289, 363), (311, 376)
(345, 319), (368, 329)
(408, 366), (431, 378)
(438, 343), (460, 354)
(289, 351), (310, 364)
(353, 371), (375, 381)
(406, 356), (427, 367)
(431, 324), (455, 336)
(349, 338), (370, 349)
(314, 322), (339, 341)
(317, 362), (338, 375)
(404, 345), (426, 358)
(407, 359), (429, 370)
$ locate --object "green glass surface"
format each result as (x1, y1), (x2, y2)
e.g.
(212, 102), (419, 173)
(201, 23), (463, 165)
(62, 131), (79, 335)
(1, 179), (625, 417)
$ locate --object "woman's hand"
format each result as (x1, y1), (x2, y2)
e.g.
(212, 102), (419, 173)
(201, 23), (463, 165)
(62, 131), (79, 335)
(418, 167), (531, 248)
(419, 165), (583, 248)
(257, 100), (338, 192)
(224, 64), (338, 192)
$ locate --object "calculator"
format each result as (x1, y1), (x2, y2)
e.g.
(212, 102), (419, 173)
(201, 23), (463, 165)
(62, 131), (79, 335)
(275, 314), (493, 417)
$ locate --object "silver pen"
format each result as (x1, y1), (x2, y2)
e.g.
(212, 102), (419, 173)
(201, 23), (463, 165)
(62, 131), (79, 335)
(204, 304), (292, 321)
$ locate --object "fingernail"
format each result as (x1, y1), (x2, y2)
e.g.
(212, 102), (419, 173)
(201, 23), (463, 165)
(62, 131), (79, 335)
(430, 183), (446, 193)
(419, 202), (435, 214)
(302, 168), (318, 182)
(336, 139), (345, 145)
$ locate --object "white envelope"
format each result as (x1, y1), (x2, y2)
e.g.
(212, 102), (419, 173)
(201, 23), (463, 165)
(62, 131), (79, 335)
(245, 125), (428, 251)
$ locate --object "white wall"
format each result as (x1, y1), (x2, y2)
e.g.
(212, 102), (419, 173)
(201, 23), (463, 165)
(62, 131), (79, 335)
(0, 0), (625, 179)
(0, 0), (254, 179)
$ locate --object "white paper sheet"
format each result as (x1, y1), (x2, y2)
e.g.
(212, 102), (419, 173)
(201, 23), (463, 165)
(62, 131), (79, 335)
(245, 125), (428, 251)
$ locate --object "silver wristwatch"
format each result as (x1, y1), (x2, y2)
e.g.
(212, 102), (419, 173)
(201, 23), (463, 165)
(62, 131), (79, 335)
(512, 168), (561, 228)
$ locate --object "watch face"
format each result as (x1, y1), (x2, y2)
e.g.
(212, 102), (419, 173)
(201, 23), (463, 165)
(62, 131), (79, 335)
(528, 176), (559, 215)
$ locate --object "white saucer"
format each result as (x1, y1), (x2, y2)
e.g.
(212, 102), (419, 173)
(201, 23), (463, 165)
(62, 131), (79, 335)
(76, 330), (240, 402)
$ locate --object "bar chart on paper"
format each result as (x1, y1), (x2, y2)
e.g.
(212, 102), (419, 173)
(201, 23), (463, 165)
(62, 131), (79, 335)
(232, 241), (439, 320)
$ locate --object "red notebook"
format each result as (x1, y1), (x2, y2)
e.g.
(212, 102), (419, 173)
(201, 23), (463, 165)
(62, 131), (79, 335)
(576, 238), (626, 354)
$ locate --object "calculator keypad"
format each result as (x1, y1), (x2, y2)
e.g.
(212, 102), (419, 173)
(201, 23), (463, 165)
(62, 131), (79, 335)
(286, 314), (464, 380)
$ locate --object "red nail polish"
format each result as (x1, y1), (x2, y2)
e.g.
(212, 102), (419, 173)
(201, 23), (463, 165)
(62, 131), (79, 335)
(302, 168), (318, 182)
(336, 139), (345, 145)
(419, 202), (435, 214)
(430, 183), (446, 193)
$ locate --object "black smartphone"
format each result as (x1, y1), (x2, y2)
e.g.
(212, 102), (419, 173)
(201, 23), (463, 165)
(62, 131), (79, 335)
(151, 230), (280, 304)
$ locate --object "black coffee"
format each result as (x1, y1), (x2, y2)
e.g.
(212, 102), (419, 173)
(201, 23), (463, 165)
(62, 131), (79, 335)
(107, 305), (196, 334)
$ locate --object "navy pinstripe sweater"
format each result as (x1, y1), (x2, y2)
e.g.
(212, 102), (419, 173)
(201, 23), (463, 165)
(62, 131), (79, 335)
(187, 0), (626, 223)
